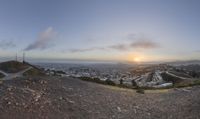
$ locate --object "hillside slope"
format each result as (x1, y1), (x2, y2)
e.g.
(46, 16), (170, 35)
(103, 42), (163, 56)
(0, 61), (29, 73)
(0, 76), (199, 119)
(0, 72), (4, 78)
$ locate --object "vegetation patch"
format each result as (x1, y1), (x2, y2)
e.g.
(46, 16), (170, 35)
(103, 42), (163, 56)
(0, 61), (29, 73)
(23, 68), (45, 76)
(161, 72), (183, 84)
(79, 77), (116, 86)
(173, 79), (200, 88)
(161, 72), (200, 88)
(80, 76), (147, 94)
(136, 88), (145, 94)
(0, 73), (5, 79)
(80, 73), (200, 91)
(145, 89), (169, 93)
(169, 71), (192, 78)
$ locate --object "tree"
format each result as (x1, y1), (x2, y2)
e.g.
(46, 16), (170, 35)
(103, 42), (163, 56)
(119, 79), (123, 85)
(131, 80), (137, 87)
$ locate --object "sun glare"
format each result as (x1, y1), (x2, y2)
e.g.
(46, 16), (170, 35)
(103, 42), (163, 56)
(127, 53), (143, 63)
(134, 57), (141, 62)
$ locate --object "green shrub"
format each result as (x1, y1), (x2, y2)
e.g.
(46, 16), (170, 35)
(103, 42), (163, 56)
(23, 68), (45, 76)
(136, 88), (145, 94)
(131, 80), (137, 87)
(105, 79), (116, 86)
(0, 73), (4, 78)
(79, 77), (116, 86)
(55, 70), (66, 74)
(161, 72), (182, 84)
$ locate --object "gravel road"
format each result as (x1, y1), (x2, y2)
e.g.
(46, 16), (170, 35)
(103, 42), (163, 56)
(0, 76), (199, 119)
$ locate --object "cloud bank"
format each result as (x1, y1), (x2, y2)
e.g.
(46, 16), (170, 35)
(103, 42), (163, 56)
(68, 34), (160, 53)
(130, 40), (159, 49)
(24, 27), (56, 51)
(109, 44), (128, 51)
(0, 40), (16, 49)
(69, 47), (106, 53)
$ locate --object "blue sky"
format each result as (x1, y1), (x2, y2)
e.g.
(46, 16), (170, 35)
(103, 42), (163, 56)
(0, 0), (200, 62)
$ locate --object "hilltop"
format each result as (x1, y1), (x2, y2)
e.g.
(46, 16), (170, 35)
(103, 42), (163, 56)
(0, 61), (45, 80)
(0, 61), (29, 73)
(166, 60), (200, 66)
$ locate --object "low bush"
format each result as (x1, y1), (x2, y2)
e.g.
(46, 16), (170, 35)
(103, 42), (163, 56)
(23, 68), (45, 76)
(79, 77), (116, 86)
(136, 88), (145, 94)
(161, 72), (183, 84)
(105, 79), (116, 86)
(0, 73), (4, 78)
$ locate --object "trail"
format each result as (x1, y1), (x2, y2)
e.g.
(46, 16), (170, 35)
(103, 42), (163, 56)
(0, 67), (32, 80)
(166, 71), (192, 80)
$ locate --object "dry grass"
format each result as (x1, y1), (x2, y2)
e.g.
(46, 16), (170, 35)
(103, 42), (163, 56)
(23, 68), (45, 76)
(0, 61), (28, 73)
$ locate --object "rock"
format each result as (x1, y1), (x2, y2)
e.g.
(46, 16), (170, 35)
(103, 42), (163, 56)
(59, 96), (63, 100)
(40, 105), (44, 109)
(9, 92), (13, 95)
(117, 107), (121, 112)
(182, 89), (190, 92)
(22, 103), (25, 106)
(7, 87), (12, 91)
(4, 97), (8, 101)
(7, 101), (11, 105)
(134, 105), (139, 109)
(35, 94), (41, 102)
(40, 80), (47, 84)
(134, 109), (137, 114)
(68, 100), (75, 104)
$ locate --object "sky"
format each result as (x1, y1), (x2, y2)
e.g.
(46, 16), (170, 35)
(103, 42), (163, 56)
(0, 0), (200, 63)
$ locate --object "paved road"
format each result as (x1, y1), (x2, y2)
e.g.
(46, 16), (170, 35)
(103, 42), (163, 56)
(0, 67), (32, 80)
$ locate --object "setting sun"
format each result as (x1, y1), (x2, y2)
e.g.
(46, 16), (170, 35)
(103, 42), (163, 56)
(126, 53), (144, 63)
(133, 57), (141, 62)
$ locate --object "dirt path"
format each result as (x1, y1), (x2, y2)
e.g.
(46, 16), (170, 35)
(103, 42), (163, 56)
(0, 67), (32, 80)
(166, 71), (192, 80)
(0, 76), (200, 119)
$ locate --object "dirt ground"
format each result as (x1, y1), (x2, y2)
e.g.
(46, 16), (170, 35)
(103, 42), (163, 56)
(0, 76), (200, 119)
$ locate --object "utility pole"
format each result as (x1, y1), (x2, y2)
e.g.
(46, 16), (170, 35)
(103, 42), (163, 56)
(15, 53), (18, 61)
(23, 52), (25, 63)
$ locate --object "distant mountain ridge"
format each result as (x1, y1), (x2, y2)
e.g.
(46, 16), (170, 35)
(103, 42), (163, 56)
(166, 60), (200, 66)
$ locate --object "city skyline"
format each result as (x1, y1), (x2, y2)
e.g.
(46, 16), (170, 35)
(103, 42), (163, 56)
(0, 0), (200, 63)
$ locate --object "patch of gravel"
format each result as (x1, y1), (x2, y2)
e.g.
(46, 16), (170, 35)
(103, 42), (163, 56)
(0, 76), (200, 119)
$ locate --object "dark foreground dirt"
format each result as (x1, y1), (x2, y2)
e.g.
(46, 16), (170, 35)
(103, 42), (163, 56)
(0, 76), (200, 119)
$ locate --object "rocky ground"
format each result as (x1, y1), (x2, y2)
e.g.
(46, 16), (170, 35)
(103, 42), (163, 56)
(0, 76), (200, 119)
